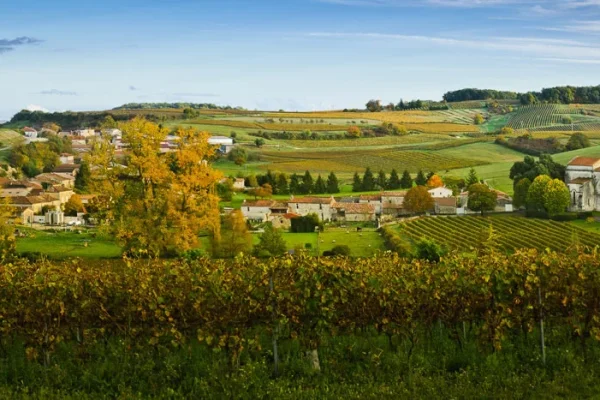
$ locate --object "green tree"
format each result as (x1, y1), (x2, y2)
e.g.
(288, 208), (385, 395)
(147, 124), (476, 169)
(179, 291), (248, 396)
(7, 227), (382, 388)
(314, 175), (327, 194)
(543, 179), (570, 216)
(326, 172), (339, 194)
(414, 170), (427, 186)
(566, 133), (590, 151)
(254, 138), (265, 148)
(387, 169), (401, 190)
(247, 175), (258, 188)
(362, 167), (375, 191)
(366, 99), (383, 112)
(467, 183), (498, 216)
(513, 178), (531, 209)
(404, 186), (434, 214)
(74, 161), (91, 193)
(213, 209), (252, 258)
(465, 167), (480, 187)
(289, 173), (301, 194)
(400, 170), (413, 189)
(415, 238), (446, 262)
(301, 170), (314, 194)
(253, 224), (287, 258)
(474, 114), (485, 125)
(228, 147), (247, 166)
(376, 170), (387, 190)
(276, 173), (289, 195)
(217, 179), (234, 202)
(527, 175), (552, 212)
(352, 172), (362, 192)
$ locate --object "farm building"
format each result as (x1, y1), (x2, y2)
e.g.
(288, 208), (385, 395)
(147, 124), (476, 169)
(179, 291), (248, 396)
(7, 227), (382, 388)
(208, 136), (234, 154)
(241, 199), (278, 222)
(434, 197), (457, 215)
(0, 180), (42, 197)
(566, 156), (600, 212)
(287, 196), (337, 221)
(381, 191), (407, 205)
(23, 127), (38, 138)
(359, 194), (383, 214)
(332, 203), (376, 222)
(428, 187), (453, 198)
(233, 178), (246, 190)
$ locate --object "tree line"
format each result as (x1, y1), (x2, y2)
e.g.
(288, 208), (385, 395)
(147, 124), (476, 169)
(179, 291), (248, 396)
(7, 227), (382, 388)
(442, 85), (600, 105)
(113, 102), (242, 110)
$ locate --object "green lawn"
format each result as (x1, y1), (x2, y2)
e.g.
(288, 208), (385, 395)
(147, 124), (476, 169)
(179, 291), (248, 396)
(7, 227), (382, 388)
(16, 229), (122, 259)
(570, 219), (600, 235)
(274, 230), (384, 257)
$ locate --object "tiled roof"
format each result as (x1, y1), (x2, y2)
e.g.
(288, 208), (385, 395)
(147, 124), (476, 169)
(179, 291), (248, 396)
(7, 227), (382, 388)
(568, 156), (600, 167)
(333, 203), (375, 214)
(53, 164), (79, 173)
(244, 200), (276, 207)
(435, 197), (457, 207)
(359, 194), (382, 201)
(1, 180), (42, 189)
(288, 196), (334, 204)
(9, 194), (57, 205)
(382, 191), (407, 197)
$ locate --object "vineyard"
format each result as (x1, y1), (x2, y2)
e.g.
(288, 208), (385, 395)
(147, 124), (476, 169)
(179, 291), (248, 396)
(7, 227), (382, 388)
(260, 148), (487, 173)
(505, 104), (600, 131)
(1, 250), (600, 397)
(447, 100), (486, 109)
(398, 216), (600, 251)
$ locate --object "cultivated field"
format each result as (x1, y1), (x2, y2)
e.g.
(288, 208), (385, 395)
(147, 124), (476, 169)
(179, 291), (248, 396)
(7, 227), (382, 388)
(398, 215), (600, 252)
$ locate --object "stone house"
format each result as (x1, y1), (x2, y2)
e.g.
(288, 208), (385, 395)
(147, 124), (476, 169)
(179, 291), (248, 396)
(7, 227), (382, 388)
(565, 156), (600, 212)
(241, 199), (278, 222)
(287, 196), (336, 221)
(434, 197), (457, 215)
(428, 187), (454, 198)
(0, 180), (42, 197)
(332, 203), (376, 222)
(359, 194), (382, 215)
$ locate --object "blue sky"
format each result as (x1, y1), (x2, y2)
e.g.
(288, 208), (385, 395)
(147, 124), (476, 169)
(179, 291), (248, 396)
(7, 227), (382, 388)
(1, 0), (600, 119)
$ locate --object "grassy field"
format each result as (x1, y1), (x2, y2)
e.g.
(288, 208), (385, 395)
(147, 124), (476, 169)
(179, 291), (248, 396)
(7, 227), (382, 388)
(276, 230), (384, 257)
(16, 229), (122, 259)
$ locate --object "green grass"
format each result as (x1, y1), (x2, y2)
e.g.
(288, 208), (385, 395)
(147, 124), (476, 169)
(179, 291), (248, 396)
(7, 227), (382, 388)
(16, 229), (122, 259)
(570, 219), (600, 235)
(437, 142), (525, 163)
(272, 230), (384, 257)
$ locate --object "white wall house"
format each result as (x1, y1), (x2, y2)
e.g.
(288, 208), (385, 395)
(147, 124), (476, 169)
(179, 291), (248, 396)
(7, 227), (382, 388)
(23, 127), (38, 138)
(428, 187), (454, 198)
(566, 156), (600, 212)
(287, 196), (336, 221)
(241, 200), (276, 222)
(208, 136), (234, 154)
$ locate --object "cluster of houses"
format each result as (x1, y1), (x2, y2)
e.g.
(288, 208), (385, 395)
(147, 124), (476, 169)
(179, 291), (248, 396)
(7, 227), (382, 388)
(241, 186), (514, 228)
(0, 160), (90, 225)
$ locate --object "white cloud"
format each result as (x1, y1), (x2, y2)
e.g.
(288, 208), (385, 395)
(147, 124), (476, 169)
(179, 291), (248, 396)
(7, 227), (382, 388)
(26, 104), (49, 112)
(307, 31), (600, 60)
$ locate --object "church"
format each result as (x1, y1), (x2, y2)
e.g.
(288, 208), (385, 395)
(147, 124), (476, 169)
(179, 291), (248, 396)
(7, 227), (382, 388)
(566, 156), (600, 212)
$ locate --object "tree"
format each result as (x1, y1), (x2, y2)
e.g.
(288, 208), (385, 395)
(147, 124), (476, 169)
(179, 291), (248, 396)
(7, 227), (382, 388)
(467, 183), (497, 216)
(250, 183), (273, 199)
(89, 118), (221, 257)
(276, 173), (289, 195)
(366, 99), (383, 112)
(362, 167), (375, 191)
(246, 175), (258, 188)
(387, 169), (401, 190)
(465, 167), (479, 187)
(376, 170), (387, 190)
(426, 174), (443, 188)
(566, 133), (590, 151)
(0, 197), (16, 261)
(326, 172), (339, 194)
(64, 194), (85, 216)
(254, 138), (265, 148)
(74, 161), (91, 193)
(323, 245), (351, 257)
(415, 170), (427, 186)
(213, 210), (252, 258)
(404, 186), (434, 214)
(543, 179), (570, 216)
(346, 126), (362, 138)
(290, 173), (301, 194)
(314, 175), (327, 194)
(217, 179), (234, 202)
(42, 122), (61, 133)
(415, 238), (446, 262)
(253, 224), (287, 258)
(499, 127), (514, 136)
(474, 114), (485, 125)
(100, 115), (118, 129)
(513, 178), (531, 209)
(400, 170), (413, 189)
(228, 147), (247, 166)
(526, 175), (552, 212)
(510, 155), (565, 185)
(302, 170), (314, 194)
(352, 172), (362, 192)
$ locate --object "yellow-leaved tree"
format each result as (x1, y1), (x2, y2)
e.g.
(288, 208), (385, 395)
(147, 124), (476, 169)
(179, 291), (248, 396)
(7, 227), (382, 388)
(89, 117), (221, 257)
(0, 197), (16, 260)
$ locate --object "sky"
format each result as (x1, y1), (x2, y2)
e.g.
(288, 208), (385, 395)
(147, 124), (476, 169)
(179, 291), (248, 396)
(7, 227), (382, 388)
(1, 0), (600, 120)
